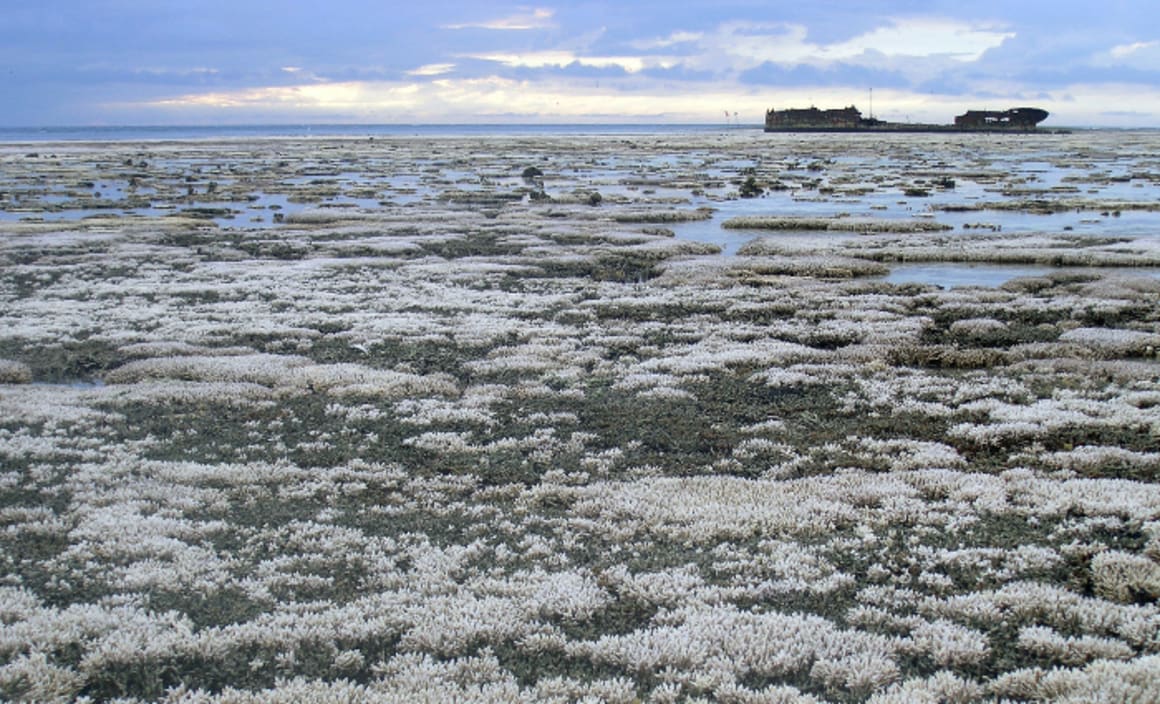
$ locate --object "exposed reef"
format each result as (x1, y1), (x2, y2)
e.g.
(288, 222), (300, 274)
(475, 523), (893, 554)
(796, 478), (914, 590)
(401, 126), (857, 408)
(1, 130), (1158, 702)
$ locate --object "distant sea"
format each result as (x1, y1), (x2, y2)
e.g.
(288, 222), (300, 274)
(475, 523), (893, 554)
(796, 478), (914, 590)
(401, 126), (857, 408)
(0, 123), (759, 143)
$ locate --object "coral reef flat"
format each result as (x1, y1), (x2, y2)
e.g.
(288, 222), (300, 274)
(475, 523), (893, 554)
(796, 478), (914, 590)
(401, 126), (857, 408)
(1, 130), (1159, 702)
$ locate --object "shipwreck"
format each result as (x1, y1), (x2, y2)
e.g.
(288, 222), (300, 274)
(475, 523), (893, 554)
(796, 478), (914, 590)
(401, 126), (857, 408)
(764, 105), (1051, 132)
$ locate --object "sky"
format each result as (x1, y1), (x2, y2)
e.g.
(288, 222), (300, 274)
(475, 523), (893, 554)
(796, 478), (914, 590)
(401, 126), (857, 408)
(2, 1), (1158, 127)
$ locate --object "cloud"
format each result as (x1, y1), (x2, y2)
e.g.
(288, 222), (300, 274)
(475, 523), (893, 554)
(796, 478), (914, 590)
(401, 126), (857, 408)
(443, 8), (555, 31)
(674, 17), (1014, 74)
(464, 51), (678, 74)
(123, 75), (773, 122)
(828, 18), (1014, 62)
(533, 16), (1016, 98)
(1095, 39), (1160, 70)
(1109, 40), (1158, 59)
(739, 61), (911, 89)
(274, 65), (331, 84)
(130, 67), (221, 79)
(407, 63), (456, 77)
(1009, 64), (1160, 90)
(145, 82), (382, 110)
(630, 31), (704, 51)
(13, 2), (1154, 128)
(1049, 81), (1160, 126)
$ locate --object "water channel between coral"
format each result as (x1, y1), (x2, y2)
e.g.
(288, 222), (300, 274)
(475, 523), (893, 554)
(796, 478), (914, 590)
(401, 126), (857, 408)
(1, 130), (1159, 702)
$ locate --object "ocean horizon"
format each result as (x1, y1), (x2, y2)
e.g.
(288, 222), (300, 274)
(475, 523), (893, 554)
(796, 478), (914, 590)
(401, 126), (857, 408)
(0, 122), (770, 143)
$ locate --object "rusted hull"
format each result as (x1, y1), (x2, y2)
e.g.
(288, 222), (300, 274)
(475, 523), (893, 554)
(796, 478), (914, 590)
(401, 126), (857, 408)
(763, 124), (1049, 133)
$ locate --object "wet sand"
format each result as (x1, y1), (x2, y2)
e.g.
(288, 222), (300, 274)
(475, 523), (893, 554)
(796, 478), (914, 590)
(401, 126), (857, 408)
(1, 131), (1158, 701)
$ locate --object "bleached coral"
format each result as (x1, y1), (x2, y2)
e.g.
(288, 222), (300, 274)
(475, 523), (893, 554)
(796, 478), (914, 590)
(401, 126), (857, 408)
(857, 438), (965, 471)
(917, 580), (1160, 648)
(865, 671), (982, 704)
(1017, 625), (1134, 665)
(570, 603), (900, 692)
(1090, 550), (1160, 603)
(948, 317), (1009, 336)
(600, 564), (709, 608)
(0, 359), (32, 383)
(902, 618), (990, 667)
(1042, 445), (1160, 474)
(106, 353), (458, 400)
(0, 650), (85, 704)
(1058, 326), (1160, 358)
(990, 654), (1160, 702)
(949, 388), (1160, 448)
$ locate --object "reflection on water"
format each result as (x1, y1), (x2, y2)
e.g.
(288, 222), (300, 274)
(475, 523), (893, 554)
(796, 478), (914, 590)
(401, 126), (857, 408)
(885, 263), (1160, 288)
(881, 263), (1054, 288)
(33, 378), (106, 389)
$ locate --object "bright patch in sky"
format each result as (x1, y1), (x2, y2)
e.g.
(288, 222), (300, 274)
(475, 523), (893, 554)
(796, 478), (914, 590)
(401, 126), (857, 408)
(0, 1), (1156, 126)
(466, 51), (678, 73)
(443, 8), (556, 31)
(1109, 40), (1158, 58)
(407, 63), (457, 77)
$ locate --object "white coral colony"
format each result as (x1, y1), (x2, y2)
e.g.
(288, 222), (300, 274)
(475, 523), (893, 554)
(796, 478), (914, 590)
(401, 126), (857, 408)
(1, 130), (1159, 702)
